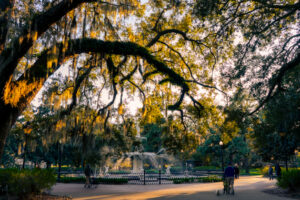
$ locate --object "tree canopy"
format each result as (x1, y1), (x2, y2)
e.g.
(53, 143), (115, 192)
(0, 0), (299, 162)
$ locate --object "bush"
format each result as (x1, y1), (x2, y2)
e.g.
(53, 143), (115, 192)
(199, 175), (222, 183)
(277, 169), (300, 191)
(58, 177), (85, 183)
(260, 166), (299, 177)
(260, 166), (274, 177)
(109, 170), (130, 174)
(0, 168), (56, 199)
(170, 175), (222, 184)
(192, 166), (221, 171)
(96, 178), (128, 184)
(58, 177), (128, 184)
(240, 168), (261, 176)
(145, 169), (159, 174)
(170, 166), (183, 173)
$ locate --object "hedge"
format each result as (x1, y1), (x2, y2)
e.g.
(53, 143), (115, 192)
(0, 168), (56, 199)
(170, 175), (222, 184)
(58, 177), (128, 184)
(277, 169), (300, 191)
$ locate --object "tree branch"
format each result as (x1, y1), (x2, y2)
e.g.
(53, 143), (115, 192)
(253, 0), (300, 10)
(59, 61), (95, 117)
(12, 38), (189, 113)
(249, 52), (300, 115)
(0, 0), (13, 53)
(0, 0), (99, 89)
(146, 29), (207, 48)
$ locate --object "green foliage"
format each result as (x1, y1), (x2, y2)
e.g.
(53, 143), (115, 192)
(171, 175), (222, 184)
(192, 166), (221, 171)
(170, 166), (183, 173)
(260, 166), (274, 177)
(141, 123), (163, 152)
(239, 168), (261, 176)
(0, 168), (56, 199)
(277, 169), (300, 191)
(145, 169), (159, 174)
(260, 166), (300, 177)
(57, 176), (85, 183)
(109, 170), (131, 174)
(58, 177), (128, 184)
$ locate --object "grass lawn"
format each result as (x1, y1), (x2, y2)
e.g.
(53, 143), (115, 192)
(240, 168), (262, 176)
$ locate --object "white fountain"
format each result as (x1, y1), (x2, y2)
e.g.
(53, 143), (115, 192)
(166, 165), (171, 176)
(115, 122), (170, 173)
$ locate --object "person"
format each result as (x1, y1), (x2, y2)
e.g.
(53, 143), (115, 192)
(84, 164), (92, 188)
(275, 163), (281, 178)
(234, 164), (239, 179)
(268, 165), (273, 180)
(224, 163), (235, 194)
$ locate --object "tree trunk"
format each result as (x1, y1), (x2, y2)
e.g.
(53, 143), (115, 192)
(244, 156), (249, 174)
(46, 161), (51, 169)
(22, 134), (28, 169)
(0, 100), (20, 163)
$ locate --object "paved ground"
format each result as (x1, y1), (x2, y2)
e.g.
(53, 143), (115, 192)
(51, 176), (294, 200)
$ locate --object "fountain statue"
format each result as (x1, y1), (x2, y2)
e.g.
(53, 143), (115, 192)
(115, 122), (171, 174)
(166, 165), (171, 176)
(104, 166), (109, 176)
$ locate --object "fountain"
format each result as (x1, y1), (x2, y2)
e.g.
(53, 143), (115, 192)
(115, 122), (171, 173)
(104, 166), (110, 176)
(166, 165), (171, 176)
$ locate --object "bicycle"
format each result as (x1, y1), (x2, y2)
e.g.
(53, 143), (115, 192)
(216, 177), (234, 196)
(84, 176), (97, 189)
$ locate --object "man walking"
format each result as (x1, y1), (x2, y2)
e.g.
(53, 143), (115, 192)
(234, 164), (240, 179)
(275, 163), (281, 179)
(84, 164), (92, 188)
(268, 165), (273, 180)
(224, 162), (235, 194)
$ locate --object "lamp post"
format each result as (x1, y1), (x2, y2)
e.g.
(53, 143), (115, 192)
(219, 141), (224, 171)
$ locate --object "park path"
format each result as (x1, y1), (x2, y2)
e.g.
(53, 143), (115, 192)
(51, 176), (293, 200)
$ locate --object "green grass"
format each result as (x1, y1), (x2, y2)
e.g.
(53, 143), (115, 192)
(192, 166), (221, 171)
(170, 175), (222, 184)
(240, 168), (262, 176)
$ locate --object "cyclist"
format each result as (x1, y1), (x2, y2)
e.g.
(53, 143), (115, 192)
(223, 162), (235, 194)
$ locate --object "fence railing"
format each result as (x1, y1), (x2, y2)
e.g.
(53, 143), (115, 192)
(58, 169), (223, 185)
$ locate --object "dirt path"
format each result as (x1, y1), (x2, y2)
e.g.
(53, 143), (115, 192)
(51, 176), (293, 200)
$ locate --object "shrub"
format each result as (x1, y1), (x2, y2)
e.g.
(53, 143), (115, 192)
(260, 166), (299, 177)
(192, 166), (221, 171)
(260, 166), (274, 177)
(277, 169), (300, 191)
(58, 177), (85, 183)
(145, 169), (159, 174)
(170, 166), (183, 173)
(58, 177), (128, 184)
(96, 178), (128, 184)
(199, 175), (222, 183)
(240, 168), (261, 176)
(0, 168), (56, 199)
(109, 170), (130, 174)
(170, 175), (222, 184)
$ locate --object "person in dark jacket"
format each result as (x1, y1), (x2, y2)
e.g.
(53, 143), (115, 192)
(275, 163), (281, 178)
(224, 163), (235, 193)
(234, 164), (240, 179)
(268, 165), (273, 180)
(84, 165), (92, 187)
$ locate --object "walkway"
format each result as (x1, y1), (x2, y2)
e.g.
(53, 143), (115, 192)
(51, 176), (293, 200)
